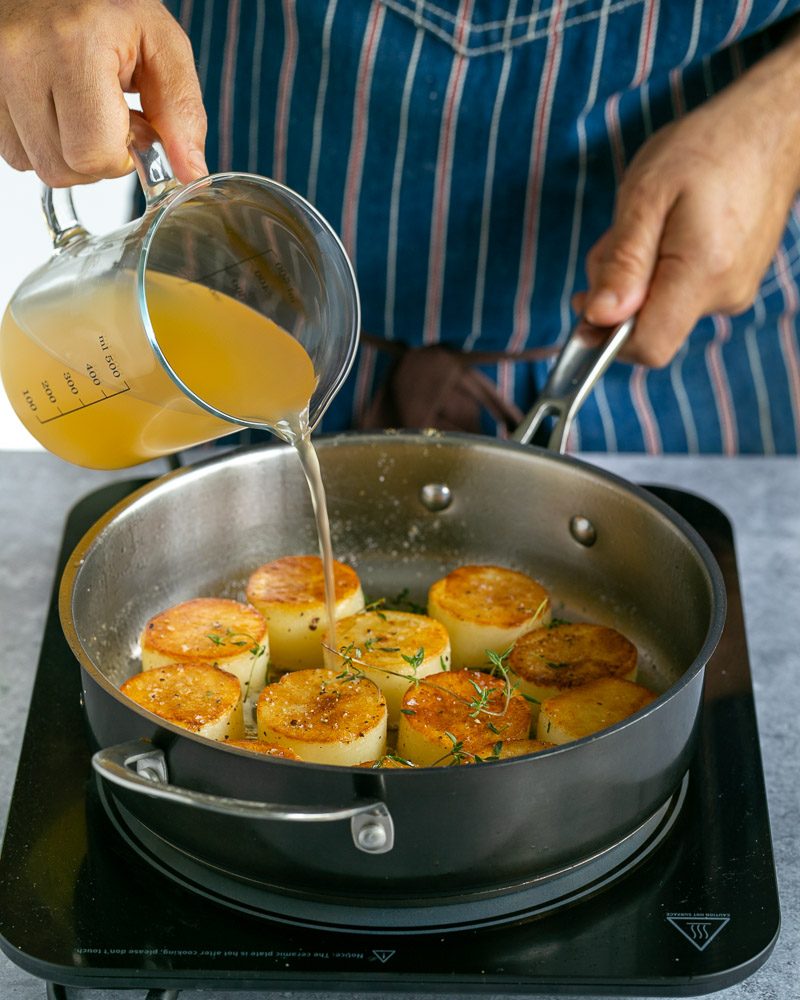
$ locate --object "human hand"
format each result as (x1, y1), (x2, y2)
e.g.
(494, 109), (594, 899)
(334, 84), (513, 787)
(0, 0), (207, 186)
(576, 31), (800, 367)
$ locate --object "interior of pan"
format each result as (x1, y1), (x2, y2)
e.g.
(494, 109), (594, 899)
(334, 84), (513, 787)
(62, 431), (723, 705)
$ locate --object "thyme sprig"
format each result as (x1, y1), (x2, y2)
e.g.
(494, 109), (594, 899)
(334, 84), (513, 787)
(368, 753), (416, 769)
(434, 731), (468, 767)
(333, 641), (367, 683)
(402, 647), (426, 674)
(362, 588), (427, 616)
(206, 628), (265, 658)
(205, 627), (266, 703)
(388, 587), (427, 615)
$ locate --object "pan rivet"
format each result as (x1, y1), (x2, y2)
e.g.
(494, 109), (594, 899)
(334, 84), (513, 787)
(570, 515), (597, 547)
(357, 822), (388, 851)
(138, 765), (163, 783)
(420, 483), (453, 512)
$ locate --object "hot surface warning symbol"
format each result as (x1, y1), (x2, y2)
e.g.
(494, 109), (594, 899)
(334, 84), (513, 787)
(666, 913), (731, 951)
(372, 950), (396, 963)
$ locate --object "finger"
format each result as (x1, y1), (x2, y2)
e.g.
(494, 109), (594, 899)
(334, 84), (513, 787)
(619, 253), (708, 367)
(51, 50), (134, 180)
(571, 290), (588, 314)
(584, 231), (611, 289)
(5, 90), (94, 186)
(0, 104), (31, 172)
(584, 182), (674, 328)
(137, 16), (208, 182)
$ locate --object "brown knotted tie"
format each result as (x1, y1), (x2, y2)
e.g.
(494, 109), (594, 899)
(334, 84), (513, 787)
(358, 335), (559, 435)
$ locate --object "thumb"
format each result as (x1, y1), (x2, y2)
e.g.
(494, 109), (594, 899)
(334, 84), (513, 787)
(136, 19), (208, 183)
(584, 185), (672, 327)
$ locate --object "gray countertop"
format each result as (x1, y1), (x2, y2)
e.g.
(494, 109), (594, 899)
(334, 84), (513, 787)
(0, 449), (797, 1000)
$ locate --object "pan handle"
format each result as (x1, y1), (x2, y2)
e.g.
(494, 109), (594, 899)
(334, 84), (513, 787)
(512, 317), (635, 453)
(92, 739), (395, 854)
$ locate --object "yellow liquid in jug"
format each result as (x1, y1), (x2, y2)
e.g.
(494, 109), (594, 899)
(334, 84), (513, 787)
(0, 271), (317, 469)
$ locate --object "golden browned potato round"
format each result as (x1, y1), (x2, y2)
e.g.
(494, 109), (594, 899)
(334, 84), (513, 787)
(427, 565), (551, 668)
(121, 662), (244, 741)
(537, 677), (657, 745)
(140, 597), (269, 699)
(256, 667), (387, 765)
(396, 668), (532, 766)
(508, 621), (638, 722)
(246, 555), (364, 671)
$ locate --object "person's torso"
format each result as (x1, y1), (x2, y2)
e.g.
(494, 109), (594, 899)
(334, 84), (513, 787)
(165, 0), (800, 452)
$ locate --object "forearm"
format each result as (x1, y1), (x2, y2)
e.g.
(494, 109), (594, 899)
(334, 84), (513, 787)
(579, 18), (800, 366)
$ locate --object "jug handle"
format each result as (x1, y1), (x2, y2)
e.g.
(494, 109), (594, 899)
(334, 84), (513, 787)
(42, 110), (181, 250)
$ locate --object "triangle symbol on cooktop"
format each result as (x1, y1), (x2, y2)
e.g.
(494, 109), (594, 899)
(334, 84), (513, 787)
(372, 950), (396, 963)
(666, 914), (730, 951)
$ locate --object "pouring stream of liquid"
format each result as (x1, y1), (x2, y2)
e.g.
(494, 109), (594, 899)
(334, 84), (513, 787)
(276, 414), (339, 651)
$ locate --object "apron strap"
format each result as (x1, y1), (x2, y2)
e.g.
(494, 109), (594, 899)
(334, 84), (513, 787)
(358, 334), (559, 434)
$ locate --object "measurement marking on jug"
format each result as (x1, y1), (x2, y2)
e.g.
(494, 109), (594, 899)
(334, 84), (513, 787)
(193, 245), (300, 308)
(666, 912), (730, 951)
(31, 382), (132, 423)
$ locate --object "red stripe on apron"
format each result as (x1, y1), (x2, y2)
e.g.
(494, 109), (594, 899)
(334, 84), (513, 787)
(507, 1), (568, 358)
(707, 315), (738, 454)
(422, 0), (474, 347)
(219, 0), (241, 171)
(273, 0), (299, 184)
(720, 0), (754, 48)
(632, 0), (659, 88)
(342, 3), (385, 258)
(347, 4), (387, 421)
(178, 0), (194, 33)
(630, 367), (662, 453)
(605, 93), (625, 184)
(774, 246), (800, 445)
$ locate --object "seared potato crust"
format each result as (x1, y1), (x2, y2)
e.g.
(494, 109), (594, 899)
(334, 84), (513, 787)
(121, 662), (244, 741)
(428, 565), (551, 669)
(397, 669), (532, 766)
(462, 738), (557, 764)
(508, 622), (637, 721)
(225, 739), (302, 759)
(257, 667), (387, 765)
(323, 609), (451, 726)
(246, 555), (364, 671)
(537, 677), (657, 745)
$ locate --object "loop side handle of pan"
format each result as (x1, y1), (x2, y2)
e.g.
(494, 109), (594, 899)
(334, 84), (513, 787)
(92, 739), (395, 854)
(512, 317), (635, 453)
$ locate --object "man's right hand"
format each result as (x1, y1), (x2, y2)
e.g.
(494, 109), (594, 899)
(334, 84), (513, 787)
(0, 0), (207, 186)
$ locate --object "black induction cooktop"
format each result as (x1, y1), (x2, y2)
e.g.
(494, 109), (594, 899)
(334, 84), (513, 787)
(0, 481), (780, 998)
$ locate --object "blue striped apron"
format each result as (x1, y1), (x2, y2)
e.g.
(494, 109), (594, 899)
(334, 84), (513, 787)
(166, 0), (800, 454)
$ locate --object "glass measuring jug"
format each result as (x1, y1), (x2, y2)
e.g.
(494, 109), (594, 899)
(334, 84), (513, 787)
(0, 114), (360, 469)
